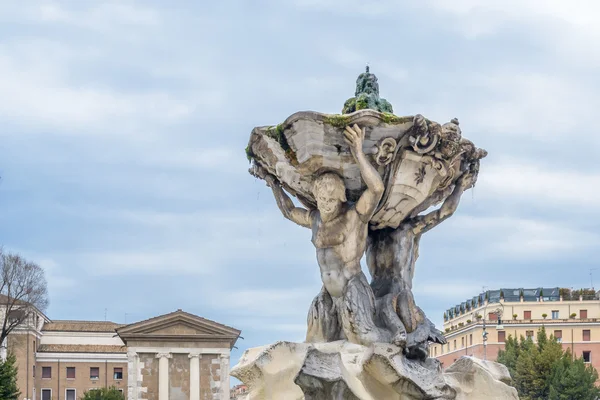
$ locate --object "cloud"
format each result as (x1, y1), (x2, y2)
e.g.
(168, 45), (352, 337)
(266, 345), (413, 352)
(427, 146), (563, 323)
(26, 206), (315, 278)
(216, 287), (316, 319)
(448, 215), (600, 260)
(465, 71), (599, 140)
(414, 282), (488, 300)
(0, 40), (198, 134)
(478, 158), (600, 209)
(6, 2), (161, 32)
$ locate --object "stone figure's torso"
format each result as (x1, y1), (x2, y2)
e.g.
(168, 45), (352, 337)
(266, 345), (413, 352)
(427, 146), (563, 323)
(311, 206), (367, 297)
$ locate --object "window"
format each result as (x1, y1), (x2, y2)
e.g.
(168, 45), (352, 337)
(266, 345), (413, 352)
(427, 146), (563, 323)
(488, 312), (498, 321)
(581, 310), (588, 319)
(453, 340), (456, 350)
(434, 347), (437, 356)
(498, 331), (506, 343)
(526, 330), (534, 338)
(524, 310), (531, 319)
(90, 367), (99, 380)
(469, 334), (473, 346)
(554, 330), (562, 343)
(41, 389), (51, 400)
(42, 366), (51, 379)
(33, 340), (36, 352)
(66, 389), (76, 400)
(461, 337), (465, 348)
(33, 365), (35, 378)
(66, 367), (75, 379)
(583, 351), (591, 363)
(583, 330), (591, 341)
(114, 367), (123, 380)
(551, 310), (559, 319)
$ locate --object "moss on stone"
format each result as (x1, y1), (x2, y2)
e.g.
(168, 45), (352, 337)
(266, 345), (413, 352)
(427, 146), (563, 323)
(324, 115), (352, 129)
(342, 98), (356, 114)
(245, 144), (254, 163)
(266, 124), (289, 150)
(265, 123), (298, 165)
(381, 113), (413, 124)
(355, 98), (368, 110)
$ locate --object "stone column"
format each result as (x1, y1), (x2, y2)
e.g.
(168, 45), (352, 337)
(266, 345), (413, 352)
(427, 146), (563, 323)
(220, 354), (230, 399)
(188, 353), (201, 400)
(127, 350), (139, 400)
(156, 352), (172, 400)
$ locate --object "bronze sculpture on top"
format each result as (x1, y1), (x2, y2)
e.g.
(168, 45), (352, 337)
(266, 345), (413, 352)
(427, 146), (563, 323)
(233, 68), (513, 400)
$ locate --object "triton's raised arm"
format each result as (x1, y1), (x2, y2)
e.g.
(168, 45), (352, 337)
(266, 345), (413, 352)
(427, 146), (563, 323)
(344, 124), (385, 222)
(410, 169), (476, 235)
(265, 175), (312, 228)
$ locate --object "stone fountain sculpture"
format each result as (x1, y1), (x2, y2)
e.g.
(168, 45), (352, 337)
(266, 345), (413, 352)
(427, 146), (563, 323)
(232, 68), (517, 400)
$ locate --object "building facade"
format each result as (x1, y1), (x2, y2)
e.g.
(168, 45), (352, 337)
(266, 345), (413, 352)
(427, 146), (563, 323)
(6, 309), (240, 400)
(431, 287), (600, 372)
(229, 384), (247, 399)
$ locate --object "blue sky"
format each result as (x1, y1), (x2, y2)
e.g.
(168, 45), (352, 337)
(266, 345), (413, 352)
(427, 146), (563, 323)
(1, 0), (600, 376)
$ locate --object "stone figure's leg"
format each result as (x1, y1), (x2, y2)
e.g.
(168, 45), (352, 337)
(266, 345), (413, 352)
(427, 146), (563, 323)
(395, 286), (446, 360)
(341, 273), (391, 346)
(377, 293), (407, 348)
(306, 286), (341, 343)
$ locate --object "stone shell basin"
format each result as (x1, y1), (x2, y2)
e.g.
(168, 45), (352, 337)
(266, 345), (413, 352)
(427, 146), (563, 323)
(246, 109), (456, 230)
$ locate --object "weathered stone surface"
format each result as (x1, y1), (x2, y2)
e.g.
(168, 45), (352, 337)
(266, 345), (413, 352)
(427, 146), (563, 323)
(232, 344), (519, 400)
(443, 356), (519, 400)
(231, 341), (456, 400)
(244, 69), (493, 399)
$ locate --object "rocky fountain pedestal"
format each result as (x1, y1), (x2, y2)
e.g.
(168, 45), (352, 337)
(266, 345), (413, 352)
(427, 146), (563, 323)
(233, 68), (517, 399)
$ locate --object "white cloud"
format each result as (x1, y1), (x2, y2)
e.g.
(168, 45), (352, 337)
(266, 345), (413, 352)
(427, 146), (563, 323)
(217, 287), (316, 319)
(414, 282), (487, 300)
(478, 158), (600, 208)
(36, 207), (314, 277)
(0, 40), (198, 134)
(288, 0), (404, 17)
(451, 215), (600, 259)
(466, 71), (599, 139)
(5, 2), (161, 32)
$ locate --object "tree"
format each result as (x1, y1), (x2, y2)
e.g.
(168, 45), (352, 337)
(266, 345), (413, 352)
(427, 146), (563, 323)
(82, 387), (125, 400)
(498, 327), (600, 400)
(0, 249), (49, 353)
(0, 353), (21, 400)
(548, 352), (600, 400)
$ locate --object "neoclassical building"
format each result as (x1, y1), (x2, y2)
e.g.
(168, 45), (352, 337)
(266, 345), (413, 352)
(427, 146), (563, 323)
(432, 287), (600, 372)
(6, 308), (241, 400)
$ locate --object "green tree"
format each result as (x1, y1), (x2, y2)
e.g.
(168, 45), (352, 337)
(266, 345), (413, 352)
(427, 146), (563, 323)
(497, 327), (600, 400)
(81, 387), (125, 400)
(497, 334), (520, 378)
(0, 353), (20, 400)
(548, 353), (600, 400)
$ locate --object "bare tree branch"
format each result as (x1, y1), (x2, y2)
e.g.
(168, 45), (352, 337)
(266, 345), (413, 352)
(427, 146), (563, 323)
(0, 249), (49, 348)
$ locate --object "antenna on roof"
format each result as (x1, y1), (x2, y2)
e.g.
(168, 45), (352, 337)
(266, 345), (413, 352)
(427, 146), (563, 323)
(590, 268), (598, 290)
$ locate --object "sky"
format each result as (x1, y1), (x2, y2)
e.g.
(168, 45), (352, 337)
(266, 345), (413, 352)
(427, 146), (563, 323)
(1, 0), (600, 380)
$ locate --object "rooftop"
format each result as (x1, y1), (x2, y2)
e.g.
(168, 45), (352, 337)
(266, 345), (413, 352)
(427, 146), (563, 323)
(37, 344), (126, 353)
(42, 320), (124, 333)
(444, 287), (600, 321)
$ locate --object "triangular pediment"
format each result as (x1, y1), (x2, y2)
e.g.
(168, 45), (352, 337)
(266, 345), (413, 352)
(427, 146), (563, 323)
(116, 310), (241, 346)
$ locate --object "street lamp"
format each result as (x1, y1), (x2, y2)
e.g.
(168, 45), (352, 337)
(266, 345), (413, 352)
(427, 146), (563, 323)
(478, 302), (504, 361)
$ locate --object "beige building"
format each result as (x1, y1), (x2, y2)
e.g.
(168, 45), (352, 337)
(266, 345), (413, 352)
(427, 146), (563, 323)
(5, 308), (240, 400)
(431, 287), (600, 372)
(229, 384), (247, 399)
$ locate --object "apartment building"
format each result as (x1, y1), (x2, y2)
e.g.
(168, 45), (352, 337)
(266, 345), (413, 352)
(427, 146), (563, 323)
(5, 307), (240, 400)
(431, 287), (600, 372)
